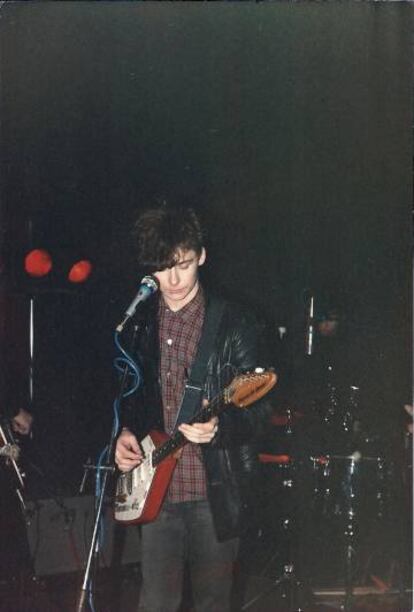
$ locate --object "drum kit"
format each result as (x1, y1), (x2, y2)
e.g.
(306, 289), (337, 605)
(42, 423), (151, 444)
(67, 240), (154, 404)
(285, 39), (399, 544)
(250, 380), (402, 612)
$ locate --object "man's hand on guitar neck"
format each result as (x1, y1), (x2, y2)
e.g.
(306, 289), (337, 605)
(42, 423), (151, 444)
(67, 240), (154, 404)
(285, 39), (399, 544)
(178, 399), (218, 444)
(178, 415), (218, 444)
(115, 428), (144, 473)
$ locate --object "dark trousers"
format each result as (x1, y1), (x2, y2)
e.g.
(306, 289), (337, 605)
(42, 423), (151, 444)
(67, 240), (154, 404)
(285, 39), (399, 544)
(139, 500), (238, 612)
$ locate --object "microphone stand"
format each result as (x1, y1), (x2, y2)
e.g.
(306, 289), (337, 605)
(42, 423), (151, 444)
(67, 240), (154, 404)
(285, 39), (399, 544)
(76, 324), (139, 612)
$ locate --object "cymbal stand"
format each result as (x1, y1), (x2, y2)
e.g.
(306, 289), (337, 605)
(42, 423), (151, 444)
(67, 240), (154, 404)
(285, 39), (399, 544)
(241, 460), (306, 612)
(342, 454), (358, 612)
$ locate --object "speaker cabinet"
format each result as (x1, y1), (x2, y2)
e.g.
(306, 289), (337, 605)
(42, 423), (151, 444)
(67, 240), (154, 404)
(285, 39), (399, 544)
(25, 495), (140, 576)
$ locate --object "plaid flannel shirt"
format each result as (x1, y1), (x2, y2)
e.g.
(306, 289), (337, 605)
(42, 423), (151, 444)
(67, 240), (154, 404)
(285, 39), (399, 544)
(158, 288), (207, 502)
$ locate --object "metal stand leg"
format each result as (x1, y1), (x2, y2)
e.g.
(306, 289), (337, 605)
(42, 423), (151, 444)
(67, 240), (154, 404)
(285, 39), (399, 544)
(241, 563), (305, 611)
(241, 460), (310, 612)
(343, 542), (355, 612)
(75, 465), (115, 612)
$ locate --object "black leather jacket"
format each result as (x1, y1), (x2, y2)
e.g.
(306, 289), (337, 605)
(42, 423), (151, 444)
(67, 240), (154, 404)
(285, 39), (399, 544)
(122, 291), (274, 541)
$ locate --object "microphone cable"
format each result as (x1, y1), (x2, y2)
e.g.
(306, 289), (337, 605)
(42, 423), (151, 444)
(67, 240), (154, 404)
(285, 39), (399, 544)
(91, 328), (143, 607)
(95, 327), (142, 489)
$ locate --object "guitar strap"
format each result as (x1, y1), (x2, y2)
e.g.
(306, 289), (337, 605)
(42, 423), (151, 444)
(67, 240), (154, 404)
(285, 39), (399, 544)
(173, 296), (225, 430)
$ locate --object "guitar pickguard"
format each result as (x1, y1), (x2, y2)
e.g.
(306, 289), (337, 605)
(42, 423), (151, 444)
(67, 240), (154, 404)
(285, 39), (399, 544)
(114, 434), (156, 522)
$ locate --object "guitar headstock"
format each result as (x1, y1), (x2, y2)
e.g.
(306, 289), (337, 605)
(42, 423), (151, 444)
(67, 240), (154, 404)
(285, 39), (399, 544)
(226, 368), (277, 408)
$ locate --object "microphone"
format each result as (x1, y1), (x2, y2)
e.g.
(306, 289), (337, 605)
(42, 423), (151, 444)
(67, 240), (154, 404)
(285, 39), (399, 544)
(116, 275), (159, 332)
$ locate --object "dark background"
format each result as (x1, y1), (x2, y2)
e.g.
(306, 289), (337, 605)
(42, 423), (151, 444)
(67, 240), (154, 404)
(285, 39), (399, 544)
(0, 3), (412, 494)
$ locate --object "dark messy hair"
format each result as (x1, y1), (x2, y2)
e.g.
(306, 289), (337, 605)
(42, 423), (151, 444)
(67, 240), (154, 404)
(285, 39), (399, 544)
(133, 205), (205, 273)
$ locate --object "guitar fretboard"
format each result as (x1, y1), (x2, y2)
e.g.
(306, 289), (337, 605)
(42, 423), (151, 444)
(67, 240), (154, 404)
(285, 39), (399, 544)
(150, 370), (274, 467)
(152, 393), (225, 467)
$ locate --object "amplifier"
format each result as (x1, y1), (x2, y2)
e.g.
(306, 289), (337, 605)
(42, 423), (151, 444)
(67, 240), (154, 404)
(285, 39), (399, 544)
(25, 495), (141, 576)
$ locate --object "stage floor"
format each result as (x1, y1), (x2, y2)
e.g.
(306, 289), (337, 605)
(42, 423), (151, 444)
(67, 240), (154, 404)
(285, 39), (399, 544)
(0, 564), (412, 612)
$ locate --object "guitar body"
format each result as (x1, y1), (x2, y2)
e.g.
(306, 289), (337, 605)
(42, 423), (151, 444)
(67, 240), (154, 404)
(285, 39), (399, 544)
(114, 430), (177, 525)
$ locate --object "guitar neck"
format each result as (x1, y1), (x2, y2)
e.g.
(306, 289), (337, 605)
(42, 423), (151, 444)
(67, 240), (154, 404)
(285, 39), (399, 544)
(152, 392), (226, 467)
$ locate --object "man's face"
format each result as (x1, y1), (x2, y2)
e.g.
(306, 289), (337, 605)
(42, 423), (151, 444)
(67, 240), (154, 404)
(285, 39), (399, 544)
(318, 319), (339, 337)
(154, 247), (206, 311)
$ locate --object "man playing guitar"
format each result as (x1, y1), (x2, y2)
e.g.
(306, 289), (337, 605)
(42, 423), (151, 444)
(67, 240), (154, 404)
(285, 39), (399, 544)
(115, 205), (275, 612)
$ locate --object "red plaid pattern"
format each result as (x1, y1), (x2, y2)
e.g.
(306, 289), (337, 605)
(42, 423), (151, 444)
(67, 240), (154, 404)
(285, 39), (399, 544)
(158, 288), (207, 502)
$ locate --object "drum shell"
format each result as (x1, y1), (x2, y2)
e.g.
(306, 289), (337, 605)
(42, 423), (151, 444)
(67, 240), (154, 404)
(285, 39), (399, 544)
(308, 454), (390, 526)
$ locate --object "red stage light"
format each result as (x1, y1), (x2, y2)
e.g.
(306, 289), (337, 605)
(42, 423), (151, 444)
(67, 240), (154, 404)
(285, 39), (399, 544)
(24, 249), (53, 277)
(68, 259), (92, 283)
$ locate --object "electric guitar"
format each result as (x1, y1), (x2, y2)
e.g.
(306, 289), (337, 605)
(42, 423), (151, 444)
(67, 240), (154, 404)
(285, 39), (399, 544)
(114, 368), (277, 525)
